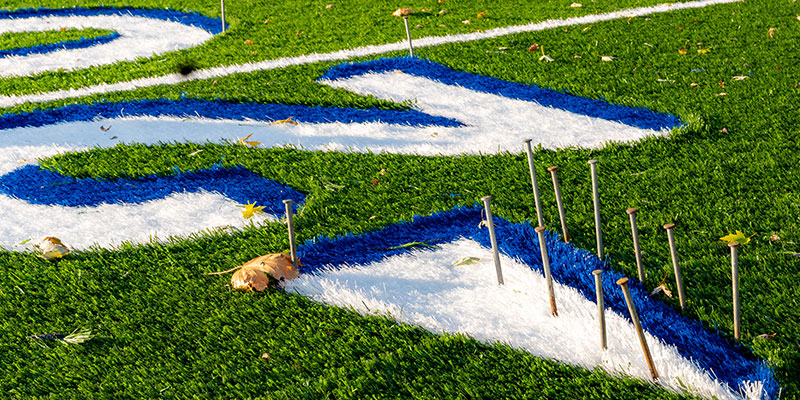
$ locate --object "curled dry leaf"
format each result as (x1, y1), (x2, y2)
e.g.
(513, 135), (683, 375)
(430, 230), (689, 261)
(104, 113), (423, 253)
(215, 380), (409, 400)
(678, 48), (687, 55)
(462, 20), (471, 24)
(244, 40), (254, 45)
(231, 253), (301, 291)
(768, 27), (775, 39)
(732, 75), (749, 81)
(756, 333), (777, 340)
(527, 43), (540, 52)
(438, 10), (448, 15)
(33, 237), (70, 260)
(690, 82), (700, 87)
(392, 8), (415, 17)
(601, 55), (614, 62)
(650, 284), (673, 298)
(569, 3), (582, 7)
(477, 10), (488, 18)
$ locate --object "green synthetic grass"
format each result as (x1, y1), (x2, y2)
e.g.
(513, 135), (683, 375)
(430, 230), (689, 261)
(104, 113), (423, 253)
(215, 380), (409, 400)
(2, 0), (800, 398)
(0, 0), (675, 97)
(0, 27), (114, 52)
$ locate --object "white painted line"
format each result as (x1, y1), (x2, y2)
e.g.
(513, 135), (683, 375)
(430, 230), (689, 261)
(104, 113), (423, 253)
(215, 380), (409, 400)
(0, 15), (212, 77)
(0, 0), (741, 108)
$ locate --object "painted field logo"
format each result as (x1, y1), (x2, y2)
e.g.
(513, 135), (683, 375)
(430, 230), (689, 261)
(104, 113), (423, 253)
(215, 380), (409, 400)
(0, 7), (221, 77)
(288, 207), (777, 400)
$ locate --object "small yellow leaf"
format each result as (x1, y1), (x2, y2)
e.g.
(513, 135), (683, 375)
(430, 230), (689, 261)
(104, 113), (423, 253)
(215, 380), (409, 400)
(720, 230), (755, 245)
(239, 201), (266, 219)
(270, 116), (298, 125)
(650, 284), (673, 298)
(697, 48), (711, 54)
(477, 10), (488, 18)
(237, 133), (261, 147)
(678, 48), (687, 55)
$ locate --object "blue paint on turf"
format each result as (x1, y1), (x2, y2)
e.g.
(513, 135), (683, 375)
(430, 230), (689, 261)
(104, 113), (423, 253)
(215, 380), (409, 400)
(0, 165), (304, 211)
(0, 99), (464, 131)
(0, 7), (224, 34)
(297, 206), (777, 398)
(321, 57), (683, 132)
(0, 31), (121, 58)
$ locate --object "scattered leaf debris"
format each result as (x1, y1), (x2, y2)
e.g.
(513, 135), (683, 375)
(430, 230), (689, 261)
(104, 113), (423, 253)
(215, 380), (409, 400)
(33, 237), (70, 260)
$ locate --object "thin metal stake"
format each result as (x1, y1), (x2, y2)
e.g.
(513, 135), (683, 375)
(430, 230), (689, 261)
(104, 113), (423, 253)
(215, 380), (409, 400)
(589, 159), (603, 259)
(482, 196), (504, 285)
(523, 139), (544, 227)
(547, 166), (569, 242)
(283, 199), (298, 270)
(627, 208), (645, 282)
(730, 242), (741, 341)
(220, 0), (226, 32)
(592, 269), (607, 350)
(403, 16), (414, 57)
(617, 277), (659, 380)
(535, 226), (558, 316)
(664, 223), (686, 311)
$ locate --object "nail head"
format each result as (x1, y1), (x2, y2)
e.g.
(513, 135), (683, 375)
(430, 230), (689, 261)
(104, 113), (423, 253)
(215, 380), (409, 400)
(728, 241), (740, 248)
(626, 207), (638, 214)
(616, 277), (629, 286)
(592, 269), (603, 276)
(481, 196), (491, 202)
(588, 159), (599, 165)
(283, 199), (294, 204)
(663, 223), (675, 230)
(523, 138), (532, 144)
(535, 226), (546, 233)
(547, 166), (558, 172)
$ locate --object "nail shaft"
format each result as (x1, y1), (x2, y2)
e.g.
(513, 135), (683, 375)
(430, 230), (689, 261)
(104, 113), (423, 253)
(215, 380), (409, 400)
(730, 242), (741, 341)
(664, 223), (686, 311)
(617, 277), (658, 380)
(523, 139), (544, 227)
(220, 0), (226, 32)
(547, 166), (569, 242)
(283, 199), (298, 270)
(535, 227), (558, 316)
(592, 269), (607, 350)
(403, 16), (414, 57)
(627, 208), (645, 282)
(589, 159), (603, 259)
(482, 196), (504, 285)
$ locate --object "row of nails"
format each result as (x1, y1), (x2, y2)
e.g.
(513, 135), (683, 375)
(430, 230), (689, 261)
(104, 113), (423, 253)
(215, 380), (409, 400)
(281, 140), (743, 381)
(478, 140), (747, 380)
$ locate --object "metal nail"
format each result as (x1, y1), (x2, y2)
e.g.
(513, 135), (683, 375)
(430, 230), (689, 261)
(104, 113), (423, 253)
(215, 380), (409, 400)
(547, 166), (569, 242)
(535, 226), (558, 316)
(730, 241), (741, 341)
(617, 277), (659, 380)
(283, 199), (298, 270)
(588, 159), (603, 259)
(663, 223), (686, 311)
(523, 139), (544, 227)
(627, 208), (645, 282)
(403, 16), (414, 57)
(592, 269), (607, 350)
(220, 0), (226, 32)
(482, 196), (504, 285)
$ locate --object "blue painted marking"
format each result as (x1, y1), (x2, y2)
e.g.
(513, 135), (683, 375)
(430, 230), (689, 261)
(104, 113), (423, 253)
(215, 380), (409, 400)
(0, 32), (120, 58)
(321, 57), (682, 132)
(0, 7), (224, 34)
(297, 206), (777, 398)
(0, 165), (304, 211)
(0, 99), (464, 131)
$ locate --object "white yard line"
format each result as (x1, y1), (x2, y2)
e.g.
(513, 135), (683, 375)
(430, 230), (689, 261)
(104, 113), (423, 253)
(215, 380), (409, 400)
(0, 0), (741, 108)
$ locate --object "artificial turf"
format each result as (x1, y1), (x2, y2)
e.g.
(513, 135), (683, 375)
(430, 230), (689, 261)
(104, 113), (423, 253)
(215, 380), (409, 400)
(1, 0), (800, 398)
(0, 27), (113, 52)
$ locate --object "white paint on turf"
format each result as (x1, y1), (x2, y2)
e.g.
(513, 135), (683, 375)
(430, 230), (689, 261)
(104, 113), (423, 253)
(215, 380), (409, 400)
(0, 0), (741, 108)
(0, 15), (213, 77)
(287, 239), (762, 400)
(0, 69), (667, 154)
